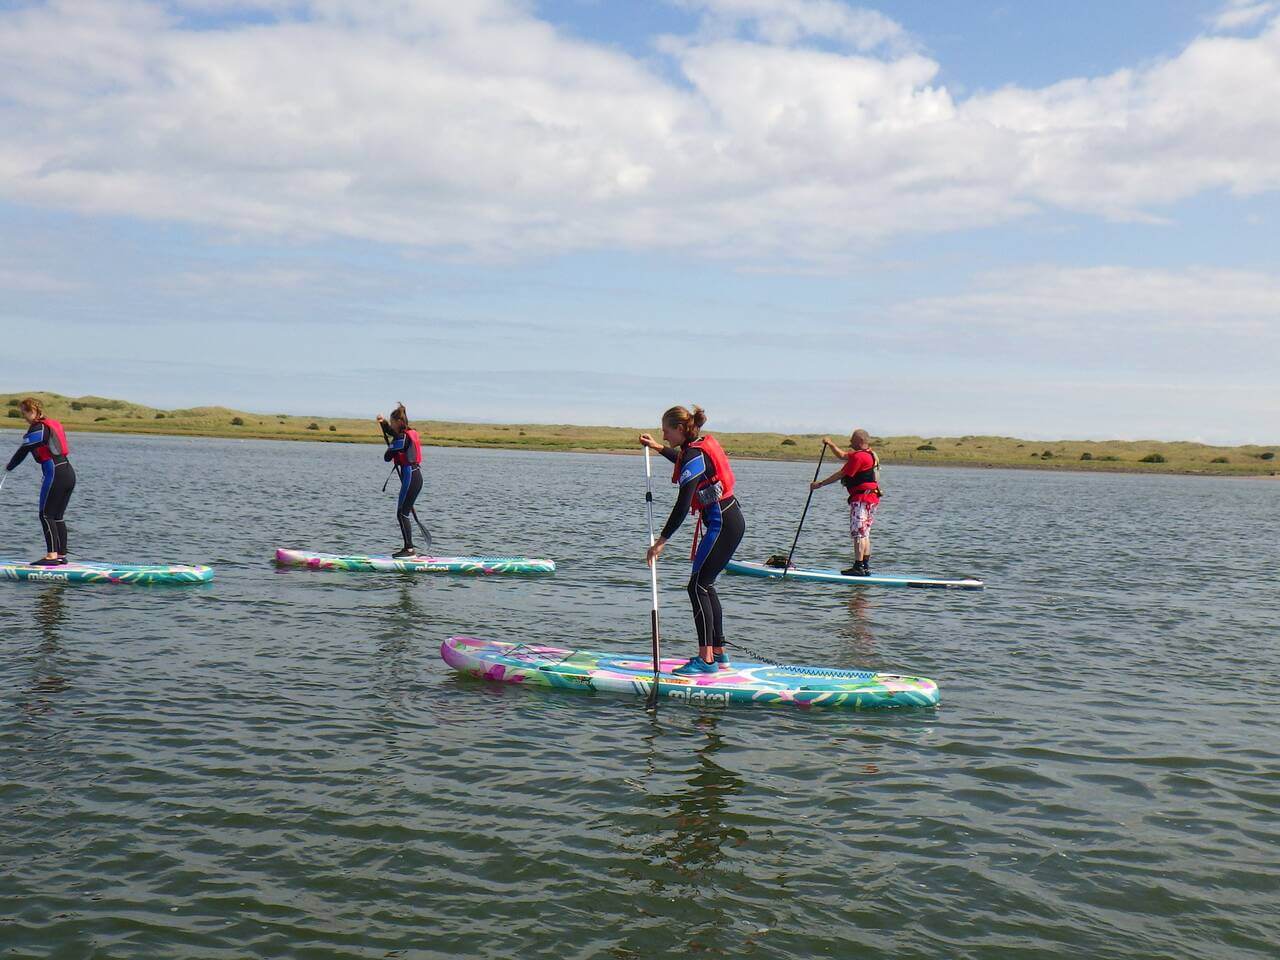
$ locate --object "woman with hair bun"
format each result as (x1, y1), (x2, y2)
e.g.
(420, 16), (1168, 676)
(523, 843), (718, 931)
(639, 405), (746, 675)
(4, 397), (76, 565)
(375, 402), (423, 558)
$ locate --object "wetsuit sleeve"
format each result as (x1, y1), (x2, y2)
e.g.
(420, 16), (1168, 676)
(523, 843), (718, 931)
(5, 425), (44, 471)
(660, 452), (704, 541)
(658, 446), (678, 463)
(380, 420), (396, 440)
(384, 434), (405, 462)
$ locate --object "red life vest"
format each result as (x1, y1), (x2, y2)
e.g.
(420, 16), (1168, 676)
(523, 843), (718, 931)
(841, 448), (881, 499)
(31, 418), (70, 463)
(672, 434), (735, 514)
(393, 428), (422, 467)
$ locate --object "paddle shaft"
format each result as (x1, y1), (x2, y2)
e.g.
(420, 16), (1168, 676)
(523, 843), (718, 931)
(643, 447), (661, 713)
(379, 425), (433, 552)
(782, 445), (828, 577)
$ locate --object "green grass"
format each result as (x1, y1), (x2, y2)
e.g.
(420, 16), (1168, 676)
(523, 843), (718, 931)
(4, 391), (1277, 476)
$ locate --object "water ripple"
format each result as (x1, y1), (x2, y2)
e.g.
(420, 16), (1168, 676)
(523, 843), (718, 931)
(2, 437), (1278, 958)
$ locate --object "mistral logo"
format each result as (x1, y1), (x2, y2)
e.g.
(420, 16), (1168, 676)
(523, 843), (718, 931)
(23, 572), (70, 582)
(665, 688), (729, 706)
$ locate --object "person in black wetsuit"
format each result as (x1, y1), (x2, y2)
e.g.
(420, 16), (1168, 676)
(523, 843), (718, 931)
(4, 397), (76, 566)
(639, 405), (746, 676)
(376, 403), (423, 558)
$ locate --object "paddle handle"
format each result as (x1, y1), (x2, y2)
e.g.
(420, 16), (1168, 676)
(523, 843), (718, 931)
(644, 447), (661, 712)
(782, 444), (827, 576)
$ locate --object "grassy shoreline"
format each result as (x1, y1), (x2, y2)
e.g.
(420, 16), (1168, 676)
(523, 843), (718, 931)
(4, 391), (1277, 477)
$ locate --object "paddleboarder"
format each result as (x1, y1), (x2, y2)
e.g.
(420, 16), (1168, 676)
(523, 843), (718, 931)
(639, 405), (745, 675)
(376, 403), (423, 559)
(4, 397), (76, 566)
(811, 429), (882, 576)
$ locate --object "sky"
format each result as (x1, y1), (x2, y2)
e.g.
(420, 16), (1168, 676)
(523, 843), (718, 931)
(0, 0), (1277, 442)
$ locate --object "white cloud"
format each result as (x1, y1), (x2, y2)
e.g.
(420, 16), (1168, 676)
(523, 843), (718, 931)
(1212, 1), (1278, 31)
(0, 1), (1279, 261)
(0, 268), (83, 293)
(672, 0), (910, 52)
(899, 265), (1280, 341)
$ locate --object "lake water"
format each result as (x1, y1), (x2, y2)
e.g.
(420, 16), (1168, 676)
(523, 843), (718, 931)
(2, 432), (1277, 958)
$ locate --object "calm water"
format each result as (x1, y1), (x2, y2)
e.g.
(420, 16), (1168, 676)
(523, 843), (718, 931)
(2, 432), (1277, 959)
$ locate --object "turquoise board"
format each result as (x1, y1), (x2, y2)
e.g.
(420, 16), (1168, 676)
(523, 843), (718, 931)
(276, 548), (555, 575)
(726, 559), (983, 590)
(441, 636), (939, 710)
(0, 557), (214, 585)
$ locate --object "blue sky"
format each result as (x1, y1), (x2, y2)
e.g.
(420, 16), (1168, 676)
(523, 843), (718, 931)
(0, 0), (1277, 442)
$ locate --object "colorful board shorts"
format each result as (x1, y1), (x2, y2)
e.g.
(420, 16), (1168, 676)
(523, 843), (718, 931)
(849, 501), (878, 540)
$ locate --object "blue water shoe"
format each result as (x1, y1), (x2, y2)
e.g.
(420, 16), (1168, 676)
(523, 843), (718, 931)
(672, 657), (716, 676)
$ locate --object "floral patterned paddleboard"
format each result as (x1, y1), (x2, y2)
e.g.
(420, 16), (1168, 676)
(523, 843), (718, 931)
(441, 635), (938, 710)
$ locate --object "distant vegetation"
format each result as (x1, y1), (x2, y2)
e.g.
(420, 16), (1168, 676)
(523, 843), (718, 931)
(1, 391), (1276, 477)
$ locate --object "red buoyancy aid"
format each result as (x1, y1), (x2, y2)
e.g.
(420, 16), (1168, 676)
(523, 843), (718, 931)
(393, 428), (422, 467)
(31, 418), (70, 462)
(841, 449), (880, 497)
(672, 434), (736, 514)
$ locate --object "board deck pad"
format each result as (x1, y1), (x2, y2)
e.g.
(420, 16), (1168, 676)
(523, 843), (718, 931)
(726, 559), (983, 590)
(440, 636), (939, 710)
(275, 548), (555, 576)
(0, 558), (214, 585)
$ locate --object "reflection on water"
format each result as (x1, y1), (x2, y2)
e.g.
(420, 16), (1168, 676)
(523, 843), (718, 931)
(22, 584), (70, 717)
(1, 436), (1277, 960)
(374, 582), (425, 715)
(649, 716), (748, 874)
(838, 593), (875, 659)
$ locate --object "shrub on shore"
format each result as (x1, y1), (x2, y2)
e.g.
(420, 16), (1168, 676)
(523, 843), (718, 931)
(1140, 453), (1166, 463)
(231, 417), (244, 426)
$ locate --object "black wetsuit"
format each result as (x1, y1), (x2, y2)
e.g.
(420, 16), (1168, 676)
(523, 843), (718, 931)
(660, 445), (746, 649)
(6, 421), (76, 556)
(382, 423), (423, 550)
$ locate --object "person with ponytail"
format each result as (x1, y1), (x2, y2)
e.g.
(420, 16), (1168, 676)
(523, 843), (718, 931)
(639, 405), (746, 675)
(375, 403), (423, 558)
(4, 397), (77, 565)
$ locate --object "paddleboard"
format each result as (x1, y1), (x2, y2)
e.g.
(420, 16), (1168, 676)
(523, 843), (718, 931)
(727, 559), (983, 590)
(0, 558), (214, 585)
(440, 636), (939, 710)
(275, 548), (555, 575)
